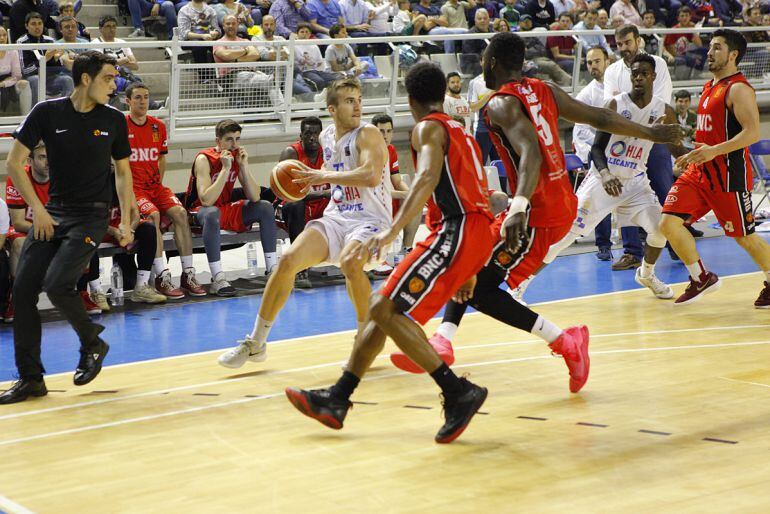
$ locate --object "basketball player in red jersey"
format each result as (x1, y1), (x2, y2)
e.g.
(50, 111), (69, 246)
(286, 63), (494, 444)
(392, 33), (684, 393)
(661, 29), (770, 307)
(125, 83), (203, 299)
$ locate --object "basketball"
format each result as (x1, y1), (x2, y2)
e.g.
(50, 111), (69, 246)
(270, 160), (307, 203)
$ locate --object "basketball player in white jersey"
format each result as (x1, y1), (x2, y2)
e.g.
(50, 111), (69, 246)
(542, 54), (688, 298)
(218, 78), (391, 368)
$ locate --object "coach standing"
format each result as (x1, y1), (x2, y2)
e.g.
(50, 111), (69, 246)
(0, 51), (135, 405)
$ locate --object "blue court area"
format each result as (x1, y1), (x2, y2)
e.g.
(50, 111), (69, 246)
(0, 234), (766, 381)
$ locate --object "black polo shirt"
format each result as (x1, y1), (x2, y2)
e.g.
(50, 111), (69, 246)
(13, 97), (132, 204)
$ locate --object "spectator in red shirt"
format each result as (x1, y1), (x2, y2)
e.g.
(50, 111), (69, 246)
(547, 13), (576, 74)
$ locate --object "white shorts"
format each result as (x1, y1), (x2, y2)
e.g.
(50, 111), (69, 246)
(573, 172), (662, 236)
(306, 214), (389, 264)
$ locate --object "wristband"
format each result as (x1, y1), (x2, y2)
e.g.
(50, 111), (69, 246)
(508, 195), (530, 215)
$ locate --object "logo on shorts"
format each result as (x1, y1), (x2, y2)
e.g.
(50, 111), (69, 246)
(666, 195), (677, 204)
(408, 277), (425, 294)
(496, 250), (513, 266)
(670, 185), (679, 193)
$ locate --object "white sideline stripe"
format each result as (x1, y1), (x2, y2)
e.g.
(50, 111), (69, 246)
(0, 494), (36, 514)
(718, 377), (770, 389)
(0, 339), (768, 447)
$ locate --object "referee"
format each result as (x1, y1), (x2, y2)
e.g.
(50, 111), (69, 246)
(0, 51), (136, 404)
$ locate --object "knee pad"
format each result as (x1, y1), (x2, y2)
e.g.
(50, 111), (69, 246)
(645, 230), (667, 249)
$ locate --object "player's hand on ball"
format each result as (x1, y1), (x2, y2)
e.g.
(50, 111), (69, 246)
(292, 169), (328, 194)
(32, 207), (58, 241)
(675, 142), (716, 168)
(502, 212), (528, 254)
(452, 275), (477, 304)
(118, 222), (134, 248)
(649, 122), (684, 145)
(600, 172), (623, 197)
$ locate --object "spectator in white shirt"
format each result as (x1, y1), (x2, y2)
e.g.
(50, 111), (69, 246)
(325, 24), (369, 76)
(366, 0), (397, 32)
(551, 0), (575, 16)
(294, 22), (342, 90)
(442, 71), (471, 132)
(392, 0), (426, 36)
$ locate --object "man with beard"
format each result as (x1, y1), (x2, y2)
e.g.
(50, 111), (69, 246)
(443, 71), (471, 132)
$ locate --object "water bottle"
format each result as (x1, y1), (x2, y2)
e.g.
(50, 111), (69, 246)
(246, 242), (258, 276)
(276, 238), (284, 262)
(110, 263), (124, 306)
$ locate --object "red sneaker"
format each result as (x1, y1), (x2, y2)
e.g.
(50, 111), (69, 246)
(549, 325), (590, 393)
(155, 271), (185, 300)
(3, 297), (13, 323)
(80, 291), (102, 315)
(674, 271), (721, 305)
(180, 269), (206, 297)
(755, 281), (770, 309)
(390, 333), (455, 374)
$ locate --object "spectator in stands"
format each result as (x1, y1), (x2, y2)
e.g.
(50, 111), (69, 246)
(326, 24), (369, 76)
(243, 0), (273, 26)
(744, 5), (770, 42)
(18, 12), (74, 110)
(9, 0), (56, 43)
(547, 12), (576, 73)
(269, 0), (314, 37)
(440, 0), (473, 33)
(340, 0), (389, 55)
(307, 0), (344, 37)
(664, 6), (705, 77)
(57, 16), (89, 71)
(523, 0), (555, 27)
(413, 0), (468, 52)
(609, 0), (642, 24)
(443, 71), (472, 132)
(709, 0), (742, 26)
(641, 10), (671, 61)
(57, 1), (90, 40)
(0, 26), (30, 114)
(467, 64), (497, 164)
(93, 16), (140, 73)
(673, 89), (697, 149)
(126, 0), (178, 38)
(277, 116), (327, 287)
(552, 0), (576, 16)
(519, 15), (572, 85)
(493, 17), (511, 31)
(499, 0), (521, 29)
(295, 22), (342, 91)
(367, 0), (398, 33)
(255, 14), (318, 100)
(215, 0), (255, 36)
(178, 0), (221, 65)
(467, 0), (498, 26)
(572, 9), (612, 56)
(392, 0), (426, 37)
(461, 8), (490, 76)
(185, 119), (280, 293)
(597, 7), (609, 27)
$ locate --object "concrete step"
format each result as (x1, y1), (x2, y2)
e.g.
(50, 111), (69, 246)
(136, 60), (171, 74)
(138, 72), (170, 95)
(132, 46), (169, 62)
(78, 4), (120, 26)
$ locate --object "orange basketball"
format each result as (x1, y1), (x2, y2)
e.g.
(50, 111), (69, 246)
(270, 159), (307, 203)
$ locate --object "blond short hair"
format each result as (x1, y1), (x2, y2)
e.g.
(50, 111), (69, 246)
(326, 77), (362, 107)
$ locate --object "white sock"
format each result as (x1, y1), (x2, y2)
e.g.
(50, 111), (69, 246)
(764, 270), (770, 284)
(136, 269), (151, 285)
(685, 259), (706, 281)
(530, 315), (562, 343)
(89, 280), (102, 293)
(180, 255), (194, 271)
(265, 252), (278, 273)
(516, 276), (533, 294)
(209, 260), (222, 277)
(153, 257), (166, 275)
(357, 320), (366, 334)
(640, 258), (655, 278)
(435, 321), (458, 342)
(249, 315), (273, 343)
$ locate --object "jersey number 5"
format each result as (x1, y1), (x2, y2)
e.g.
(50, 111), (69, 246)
(529, 104), (553, 146)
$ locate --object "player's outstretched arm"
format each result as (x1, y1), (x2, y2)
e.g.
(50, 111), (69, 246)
(548, 83), (684, 145)
(662, 104), (689, 159)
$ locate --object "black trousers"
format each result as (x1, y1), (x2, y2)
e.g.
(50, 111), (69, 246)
(281, 200), (307, 243)
(13, 205), (109, 379)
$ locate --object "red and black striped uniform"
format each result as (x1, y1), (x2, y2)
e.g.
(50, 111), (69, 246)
(380, 112), (494, 324)
(663, 73), (756, 237)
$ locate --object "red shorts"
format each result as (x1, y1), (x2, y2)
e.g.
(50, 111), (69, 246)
(192, 200), (250, 233)
(489, 213), (572, 289)
(306, 197), (330, 222)
(662, 167), (755, 238)
(6, 227), (26, 242)
(392, 199), (401, 215)
(135, 185), (183, 217)
(380, 213), (495, 325)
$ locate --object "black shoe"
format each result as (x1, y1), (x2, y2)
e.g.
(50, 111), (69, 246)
(596, 246), (612, 261)
(74, 338), (110, 386)
(668, 248), (681, 261)
(294, 270), (312, 289)
(0, 377), (47, 405)
(435, 378), (488, 444)
(686, 225), (704, 238)
(285, 387), (352, 429)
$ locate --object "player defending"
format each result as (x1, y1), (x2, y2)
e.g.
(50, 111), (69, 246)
(661, 29), (770, 306)
(218, 78), (392, 368)
(285, 63), (495, 443)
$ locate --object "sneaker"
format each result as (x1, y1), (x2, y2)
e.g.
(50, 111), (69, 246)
(435, 378), (488, 444)
(313, 90), (326, 103)
(755, 281), (770, 309)
(508, 285), (528, 306)
(611, 253), (642, 271)
(294, 270), (312, 289)
(130, 283), (167, 304)
(217, 336), (266, 368)
(596, 246), (613, 261)
(128, 27), (145, 38)
(180, 269), (206, 297)
(686, 225), (704, 238)
(372, 263), (394, 277)
(80, 291), (102, 315)
(89, 289), (110, 311)
(3, 298), (13, 323)
(155, 270), (186, 300)
(210, 271), (236, 297)
(390, 333), (455, 374)
(285, 387), (352, 430)
(634, 268), (674, 299)
(0, 377), (47, 405)
(549, 325), (590, 393)
(674, 271), (721, 305)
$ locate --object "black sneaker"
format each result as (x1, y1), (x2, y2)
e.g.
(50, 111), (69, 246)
(435, 379), (488, 444)
(294, 270), (312, 289)
(686, 225), (704, 238)
(0, 377), (47, 405)
(74, 338), (110, 386)
(285, 387), (352, 429)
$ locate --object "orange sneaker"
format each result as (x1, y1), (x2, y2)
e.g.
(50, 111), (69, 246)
(390, 333), (455, 374)
(549, 325), (590, 393)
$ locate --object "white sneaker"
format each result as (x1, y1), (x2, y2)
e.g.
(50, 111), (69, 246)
(90, 289), (110, 311)
(217, 336), (267, 368)
(372, 263), (393, 277)
(128, 28), (145, 38)
(508, 285), (528, 306)
(635, 268), (674, 299)
(210, 272), (236, 297)
(130, 283), (167, 304)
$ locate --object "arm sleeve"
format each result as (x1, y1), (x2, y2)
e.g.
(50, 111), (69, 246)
(112, 113), (132, 160)
(12, 101), (46, 151)
(177, 8), (193, 39)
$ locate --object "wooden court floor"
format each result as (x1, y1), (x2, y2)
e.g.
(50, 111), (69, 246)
(1, 273), (770, 513)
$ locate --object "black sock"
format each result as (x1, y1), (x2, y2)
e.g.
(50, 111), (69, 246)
(470, 267), (538, 332)
(329, 370), (360, 401)
(430, 363), (464, 398)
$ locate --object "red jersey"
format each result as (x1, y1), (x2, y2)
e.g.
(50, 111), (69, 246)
(290, 141), (329, 193)
(388, 144), (400, 175)
(127, 115), (168, 190)
(414, 112), (493, 230)
(6, 165), (50, 229)
(184, 147), (242, 209)
(485, 78), (576, 228)
(693, 72), (753, 192)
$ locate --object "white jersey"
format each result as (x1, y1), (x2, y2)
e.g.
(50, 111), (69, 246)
(601, 93), (665, 180)
(443, 94), (472, 132)
(320, 123), (392, 224)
